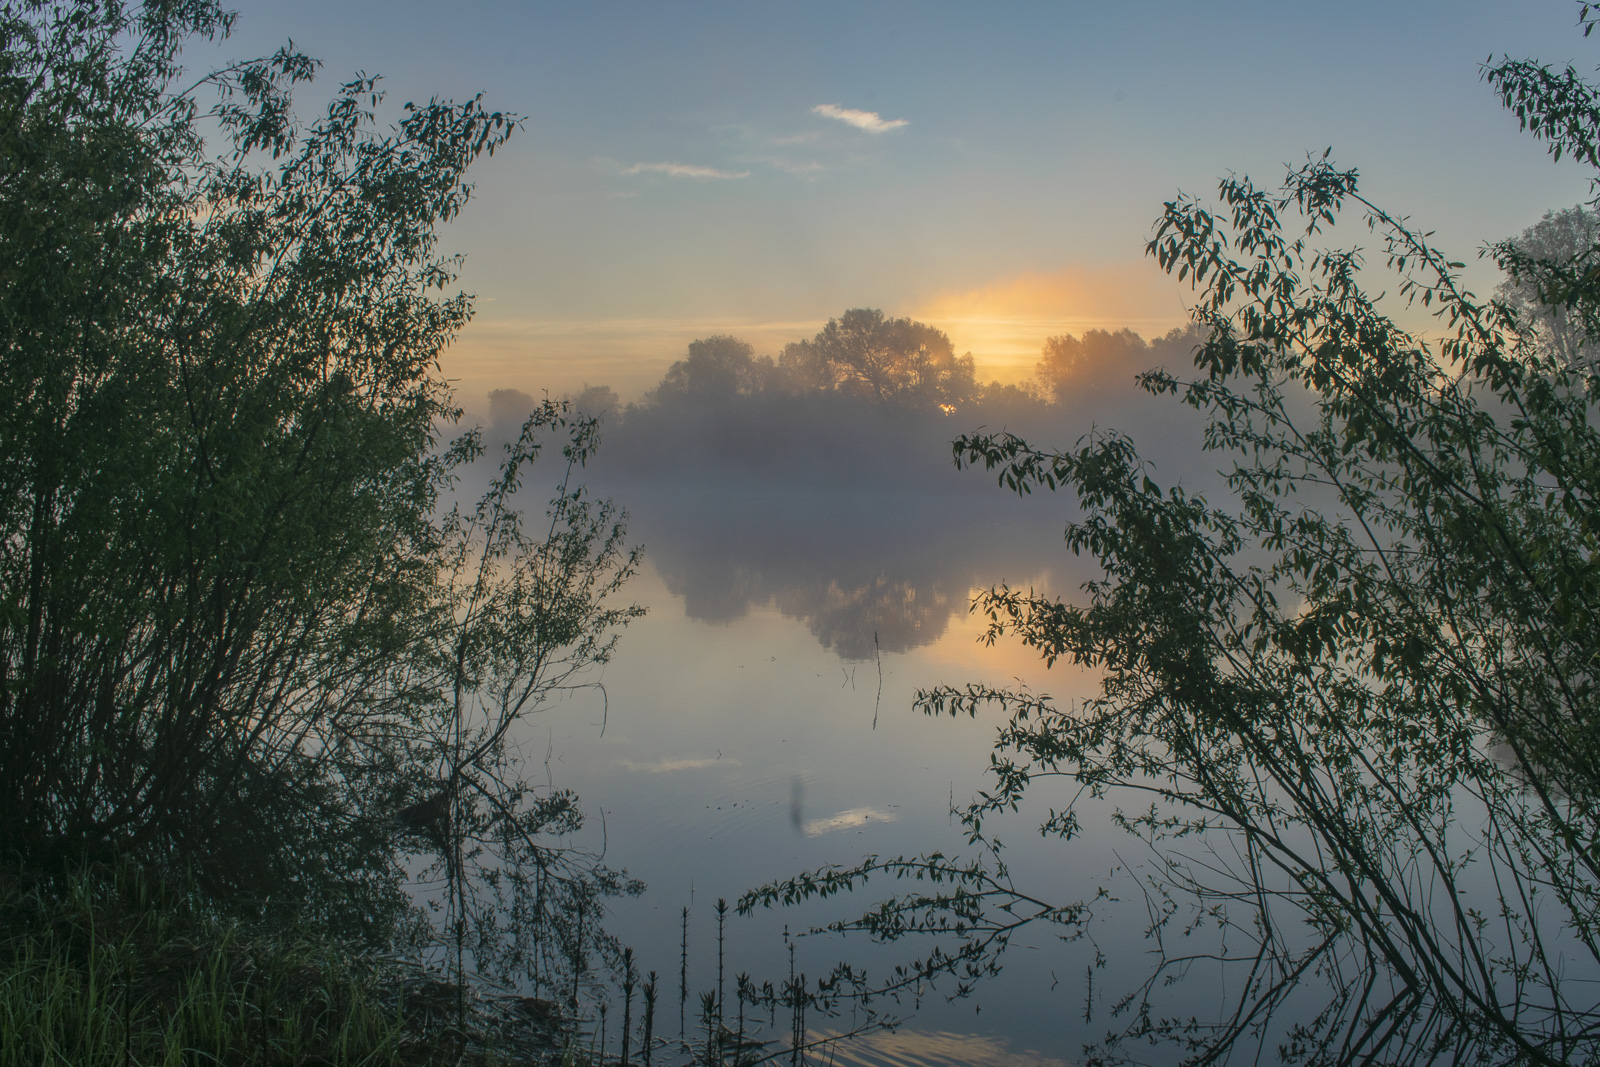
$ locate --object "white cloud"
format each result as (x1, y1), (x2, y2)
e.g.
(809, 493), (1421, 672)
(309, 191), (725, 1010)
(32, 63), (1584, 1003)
(623, 161), (750, 180)
(811, 104), (909, 133)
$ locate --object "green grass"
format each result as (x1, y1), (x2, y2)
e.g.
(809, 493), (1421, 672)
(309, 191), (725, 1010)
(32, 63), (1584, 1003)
(0, 865), (435, 1067)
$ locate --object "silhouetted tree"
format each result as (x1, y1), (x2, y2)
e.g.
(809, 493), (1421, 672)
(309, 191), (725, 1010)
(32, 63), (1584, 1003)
(651, 335), (764, 404)
(0, 2), (641, 987)
(785, 308), (978, 409)
(1035, 324), (1204, 404)
(1035, 327), (1148, 403)
(774, 338), (837, 395)
(568, 382), (622, 422)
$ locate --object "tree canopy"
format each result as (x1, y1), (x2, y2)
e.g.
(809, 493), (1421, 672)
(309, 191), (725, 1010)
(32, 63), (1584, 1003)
(1495, 204), (1600, 367)
(1035, 324), (1204, 404)
(781, 308), (978, 409)
(651, 334), (768, 403)
(0, 0), (641, 1004)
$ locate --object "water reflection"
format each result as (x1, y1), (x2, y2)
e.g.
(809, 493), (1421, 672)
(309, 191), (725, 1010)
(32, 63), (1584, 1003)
(511, 484), (1118, 1060)
(611, 487), (1079, 659)
(820, 1028), (1073, 1067)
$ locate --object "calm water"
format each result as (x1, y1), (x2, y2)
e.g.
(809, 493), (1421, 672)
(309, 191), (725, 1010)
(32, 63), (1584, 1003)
(521, 484), (1198, 1065)
(483, 405), (1600, 1064)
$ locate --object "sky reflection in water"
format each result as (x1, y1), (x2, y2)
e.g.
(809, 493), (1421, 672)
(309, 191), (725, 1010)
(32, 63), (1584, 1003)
(520, 487), (1152, 1063)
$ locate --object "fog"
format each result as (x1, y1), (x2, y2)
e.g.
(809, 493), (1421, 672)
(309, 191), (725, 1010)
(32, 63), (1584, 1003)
(445, 314), (1272, 1062)
(461, 314), (1245, 665)
(480, 314), (1222, 503)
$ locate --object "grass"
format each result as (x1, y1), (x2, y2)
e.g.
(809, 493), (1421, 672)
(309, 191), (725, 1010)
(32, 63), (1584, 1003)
(0, 864), (453, 1066)
(0, 862), (735, 1066)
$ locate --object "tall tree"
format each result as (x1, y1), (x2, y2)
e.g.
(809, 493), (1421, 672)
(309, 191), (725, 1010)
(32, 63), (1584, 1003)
(784, 308), (978, 409)
(0, 0), (640, 983)
(1495, 204), (1600, 367)
(1034, 327), (1149, 403)
(1035, 324), (1207, 404)
(651, 334), (763, 404)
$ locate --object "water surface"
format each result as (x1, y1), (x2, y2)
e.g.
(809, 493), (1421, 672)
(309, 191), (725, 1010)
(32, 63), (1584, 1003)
(525, 485), (1167, 1063)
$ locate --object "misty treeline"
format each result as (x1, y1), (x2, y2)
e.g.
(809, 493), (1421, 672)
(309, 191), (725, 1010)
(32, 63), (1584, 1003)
(490, 310), (1207, 493)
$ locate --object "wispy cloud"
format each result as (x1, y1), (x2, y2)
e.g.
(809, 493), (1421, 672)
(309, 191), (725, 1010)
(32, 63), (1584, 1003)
(623, 161), (750, 180)
(811, 104), (909, 133)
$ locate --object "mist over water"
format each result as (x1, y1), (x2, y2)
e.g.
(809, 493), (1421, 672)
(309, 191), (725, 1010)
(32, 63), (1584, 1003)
(519, 501), (1085, 1059)
(461, 321), (1251, 1063)
(623, 487), (1071, 658)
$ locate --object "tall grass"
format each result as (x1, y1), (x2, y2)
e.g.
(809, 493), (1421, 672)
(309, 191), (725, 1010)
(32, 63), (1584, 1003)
(0, 865), (416, 1066)
(0, 863), (871, 1066)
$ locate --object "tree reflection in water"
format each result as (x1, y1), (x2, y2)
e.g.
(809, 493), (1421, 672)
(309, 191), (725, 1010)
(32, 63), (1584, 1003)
(631, 489), (1076, 660)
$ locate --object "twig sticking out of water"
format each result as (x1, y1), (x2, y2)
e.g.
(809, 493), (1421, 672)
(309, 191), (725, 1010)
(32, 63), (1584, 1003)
(716, 897), (729, 1049)
(679, 905), (690, 1043)
(621, 947), (635, 1066)
(642, 972), (657, 1067)
(871, 631), (882, 730)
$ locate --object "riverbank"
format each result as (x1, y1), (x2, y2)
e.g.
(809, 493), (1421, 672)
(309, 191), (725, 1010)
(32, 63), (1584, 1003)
(0, 865), (575, 1066)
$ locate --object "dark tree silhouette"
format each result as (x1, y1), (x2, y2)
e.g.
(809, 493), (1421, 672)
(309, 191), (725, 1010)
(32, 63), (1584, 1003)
(783, 308), (978, 410)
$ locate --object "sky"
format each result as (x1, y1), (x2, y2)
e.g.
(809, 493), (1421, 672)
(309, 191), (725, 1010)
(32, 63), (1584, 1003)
(212, 1), (1600, 405)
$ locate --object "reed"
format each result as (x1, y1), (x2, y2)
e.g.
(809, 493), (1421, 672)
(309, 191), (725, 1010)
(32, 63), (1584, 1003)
(0, 863), (584, 1066)
(0, 866), (418, 1066)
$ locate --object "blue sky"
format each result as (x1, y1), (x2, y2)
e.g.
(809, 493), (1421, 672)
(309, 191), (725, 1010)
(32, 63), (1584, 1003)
(217, 2), (1598, 402)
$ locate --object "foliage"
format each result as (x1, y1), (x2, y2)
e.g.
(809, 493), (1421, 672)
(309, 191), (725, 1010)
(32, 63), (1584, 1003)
(780, 308), (978, 410)
(0, 864), (415, 1067)
(1, 0), (486, 910)
(593, 310), (1073, 498)
(0, 0), (642, 1012)
(1494, 204), (1600, 367)
(747, 16), (1600, 1067)
(626, 309), (983, 415)
(0, 861), (598, 1065)
(739, 848), (1089, 1004)
(582, 315), (1207, 501)
(419, 399), (644, 997)
(650, 335), (768, 405)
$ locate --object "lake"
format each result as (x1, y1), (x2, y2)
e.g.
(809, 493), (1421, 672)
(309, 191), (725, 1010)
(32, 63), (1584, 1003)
(520, 482), (1206, 1065)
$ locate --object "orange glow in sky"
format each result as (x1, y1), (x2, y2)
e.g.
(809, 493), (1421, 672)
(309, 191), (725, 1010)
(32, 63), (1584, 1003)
(914, 260), (1194, 383)
(443, 259), (1194, 410)
(219, 2), (1593, 417)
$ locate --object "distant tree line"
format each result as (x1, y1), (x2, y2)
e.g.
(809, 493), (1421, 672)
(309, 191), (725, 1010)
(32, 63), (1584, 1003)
(487, 312), (1206, 493)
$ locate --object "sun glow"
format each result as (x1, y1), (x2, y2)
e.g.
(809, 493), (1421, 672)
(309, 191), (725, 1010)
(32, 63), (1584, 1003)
(915, 261), (1191, 383)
